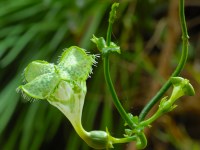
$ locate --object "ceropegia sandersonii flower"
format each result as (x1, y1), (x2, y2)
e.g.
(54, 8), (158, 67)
(17, 46), (115, 149)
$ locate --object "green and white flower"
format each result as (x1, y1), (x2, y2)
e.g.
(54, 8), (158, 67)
(17, 46), (116, 149)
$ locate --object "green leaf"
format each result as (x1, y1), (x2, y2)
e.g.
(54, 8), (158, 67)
(91, 35), (120, 55)
(102, 42), (120, 55)
(91, 35), (106, 52)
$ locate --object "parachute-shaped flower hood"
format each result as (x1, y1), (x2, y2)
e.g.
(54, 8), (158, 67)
(17, 46), (118, 149)
(17, 46), (96, 126)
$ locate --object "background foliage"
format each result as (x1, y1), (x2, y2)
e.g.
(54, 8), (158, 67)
(0, 0), (200, 149)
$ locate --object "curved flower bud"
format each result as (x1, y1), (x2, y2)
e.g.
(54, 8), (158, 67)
(159, 77), (195, 113)
(139, 77), (195, 129)
(170, 77), (195, 100)
(85, 130), (113, 149)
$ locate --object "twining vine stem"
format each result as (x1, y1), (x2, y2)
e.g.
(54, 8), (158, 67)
(103, 0), (188, 148)
(139, 0), (189, 121)
(103, 4), (136, 129)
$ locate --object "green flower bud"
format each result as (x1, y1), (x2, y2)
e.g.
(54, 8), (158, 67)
(170, 77), (195, 102)
(85, 130), (113, 149)
(140, 77), (195, 130)
(158, 77), (195, 113)
(109, 3), (119, 24)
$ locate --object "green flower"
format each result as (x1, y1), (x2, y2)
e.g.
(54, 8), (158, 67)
(18, 46), (95, 99)
(139, 77), (195, 130)
(159, 77), (195, 113)
(17, 46), (95, 127)
(170, 77), (195, 100)
(17, 46), (115, 149)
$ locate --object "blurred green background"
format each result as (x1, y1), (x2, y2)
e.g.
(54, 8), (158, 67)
(0, 0), (200, 150)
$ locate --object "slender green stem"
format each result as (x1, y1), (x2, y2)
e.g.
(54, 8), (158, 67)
(136, 133), (147, 149)
(106, 23), (112, 46)
(111, 135), (137, 144)
(104, 56), (136, 128)
(106, 2), (119, 46)
(104, 3), (136, 128)
(139, 110), (163, 127)
(139, 0), (189, 121)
